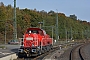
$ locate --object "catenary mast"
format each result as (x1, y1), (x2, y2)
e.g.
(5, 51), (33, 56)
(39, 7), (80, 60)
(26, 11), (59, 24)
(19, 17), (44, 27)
(13, 0), (17, 40)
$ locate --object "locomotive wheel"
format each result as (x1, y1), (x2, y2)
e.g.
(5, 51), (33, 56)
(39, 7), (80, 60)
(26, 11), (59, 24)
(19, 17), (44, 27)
(38, 50), (42, 55)
(18, 53), (26, 58)
(18, 55), (23, 58)
(42, 48), (45, 54)
(46, 46), (50, 52)
(18, 53), (23, 58)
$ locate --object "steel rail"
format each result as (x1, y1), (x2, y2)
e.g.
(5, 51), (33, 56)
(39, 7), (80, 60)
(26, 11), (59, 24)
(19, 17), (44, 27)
(69, 44), (84, 60)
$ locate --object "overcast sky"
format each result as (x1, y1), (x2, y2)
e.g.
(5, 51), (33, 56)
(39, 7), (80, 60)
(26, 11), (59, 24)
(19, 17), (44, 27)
(0, 0), (90, 22)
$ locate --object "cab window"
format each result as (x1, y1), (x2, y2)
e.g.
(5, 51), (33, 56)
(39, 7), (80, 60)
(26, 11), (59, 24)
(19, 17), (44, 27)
(39, 30), (44, 36)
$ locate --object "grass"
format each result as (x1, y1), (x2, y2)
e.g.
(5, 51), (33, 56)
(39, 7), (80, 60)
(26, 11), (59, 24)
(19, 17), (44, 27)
(0, 46), (6, 49)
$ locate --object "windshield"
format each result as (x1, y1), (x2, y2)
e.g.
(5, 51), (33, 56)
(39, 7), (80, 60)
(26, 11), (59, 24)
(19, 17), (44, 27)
(28, 30), (39, 34)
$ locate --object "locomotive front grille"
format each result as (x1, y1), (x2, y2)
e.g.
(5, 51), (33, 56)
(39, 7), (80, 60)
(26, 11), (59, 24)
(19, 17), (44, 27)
(26, 41), (32, 47)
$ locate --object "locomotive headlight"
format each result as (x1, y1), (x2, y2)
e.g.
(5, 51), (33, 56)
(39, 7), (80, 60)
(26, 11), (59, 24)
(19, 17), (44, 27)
(26, 37), (33, 40)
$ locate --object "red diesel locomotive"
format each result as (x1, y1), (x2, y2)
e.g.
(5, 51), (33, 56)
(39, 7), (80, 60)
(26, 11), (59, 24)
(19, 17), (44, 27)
(18, 28), (53, 57)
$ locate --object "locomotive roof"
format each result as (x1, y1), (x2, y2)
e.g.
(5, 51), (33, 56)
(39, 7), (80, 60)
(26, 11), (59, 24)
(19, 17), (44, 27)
(26, 28), (46, 35)
(27, 28), (43, 31)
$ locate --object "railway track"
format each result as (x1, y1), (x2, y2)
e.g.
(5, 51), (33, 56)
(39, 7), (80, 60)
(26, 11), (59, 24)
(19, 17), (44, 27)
(69, 44), (84, 60)
(59, 42), (89, 60)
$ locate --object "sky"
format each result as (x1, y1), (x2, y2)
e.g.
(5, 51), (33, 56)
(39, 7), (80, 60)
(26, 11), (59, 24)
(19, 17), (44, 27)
(0, 0), (90, 22)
